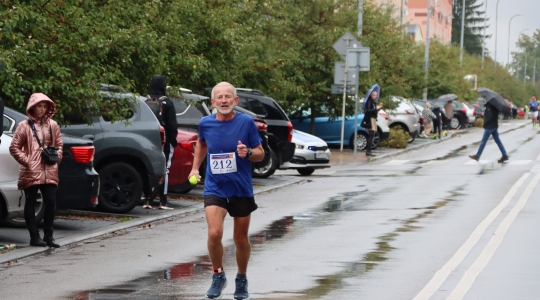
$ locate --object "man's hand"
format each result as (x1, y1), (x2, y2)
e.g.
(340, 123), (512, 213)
(237, 140), (249, 158)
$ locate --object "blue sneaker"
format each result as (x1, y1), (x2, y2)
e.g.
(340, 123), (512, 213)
(206, 272), (227, 299)
(234, 277), (249, 300)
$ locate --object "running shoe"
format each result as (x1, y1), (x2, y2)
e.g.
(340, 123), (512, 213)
(158, 205), (173, 210)
(206, 272), (227, 299)
(234, 277), (249, 300)
(143, 203), (152, 209)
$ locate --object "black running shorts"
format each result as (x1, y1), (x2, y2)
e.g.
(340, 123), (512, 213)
(204, 195), (258, 217)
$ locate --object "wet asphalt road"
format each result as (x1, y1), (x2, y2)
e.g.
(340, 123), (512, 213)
(1, 120), (540, 299)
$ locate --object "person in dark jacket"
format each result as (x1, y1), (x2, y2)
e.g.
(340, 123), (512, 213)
(431, 103), (442, 139)
(362, 90), (383, 156)
(143, 75), (178, 210)
(9, 93), (63, 247)
(469, 99), (508, 163)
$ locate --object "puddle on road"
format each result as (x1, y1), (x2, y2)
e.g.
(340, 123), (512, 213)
(73, 186), (461, 299)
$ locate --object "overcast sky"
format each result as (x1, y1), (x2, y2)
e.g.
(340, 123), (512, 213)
(482, 0), (540, 66)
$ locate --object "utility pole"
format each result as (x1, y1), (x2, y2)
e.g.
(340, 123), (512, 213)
(423, 0), (432, 101)
(459, 0), (466, 67)
(481, 0), (487, 69)
(524, 54), (528, 84)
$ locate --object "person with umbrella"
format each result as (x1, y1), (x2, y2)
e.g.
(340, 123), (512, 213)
(362, 84), (383, 156)
(438, 94), (457, 130)
(469, 88), (509, 163)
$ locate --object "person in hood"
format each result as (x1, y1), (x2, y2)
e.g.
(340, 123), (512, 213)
(361, 90), (383, 156)
(431, 102), (443, 139)
(469, 96), (508, 163)
(9, 93), (63, 248)
(143, 75), (178, 210)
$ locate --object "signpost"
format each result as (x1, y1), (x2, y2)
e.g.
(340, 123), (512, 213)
(331, 32), (370, 155)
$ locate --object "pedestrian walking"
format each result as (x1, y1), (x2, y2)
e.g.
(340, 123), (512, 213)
(469, 96), (508, 163)
(143, 75), (178, 210)
(188, 82), (264, 299)
(9, 93), (63, 248)
(422, 102), (436, 137)
(431, 103), (443, 139)
(529, 96), (538, 129)
(361, 84), (383, 156)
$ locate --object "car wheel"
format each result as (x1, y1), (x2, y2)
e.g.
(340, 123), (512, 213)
(372, 131), (381, 149)
(297, 168), (315, 176)
(349, 131), (368, 150)
(98, 162), (143, 213)
(252, 148), (277, 178)
(390, 124), (414, 143)
(2, 196), (45, 228)
(450, 117), (461, 130)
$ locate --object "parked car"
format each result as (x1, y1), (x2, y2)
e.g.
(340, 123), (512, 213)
(462, 103), (476, 127)
(386, 96), (421, 143)
(289, 104), (390, 150)
(279, 130), (331, 176)
(59, 86), (166, 213)
(235, 88), (295, 178)
(168, 88), (271, 176)
(2, 109), (99, 227)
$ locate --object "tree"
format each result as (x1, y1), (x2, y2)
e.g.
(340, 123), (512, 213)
(452, 0), (487, 56)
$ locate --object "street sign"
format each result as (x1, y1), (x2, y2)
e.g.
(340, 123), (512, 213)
(334, 62), (359, 86)
(331, 84), (356, 95)
(346, 48), (370, 71)
(332, 32), (362, 60)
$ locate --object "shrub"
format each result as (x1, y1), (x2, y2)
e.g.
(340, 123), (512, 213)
(516, 116), (524, 120)
(379, 128), (409, 149)
(473, 118), (484, 127)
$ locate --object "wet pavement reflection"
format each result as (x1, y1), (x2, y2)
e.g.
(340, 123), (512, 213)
(72, 184), (463, 299)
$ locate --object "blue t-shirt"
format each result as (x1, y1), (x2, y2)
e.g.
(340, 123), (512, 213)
(530, 101), (539, 112)
(199, 112), (261, 198)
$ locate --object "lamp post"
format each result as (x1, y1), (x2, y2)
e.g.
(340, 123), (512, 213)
(423, 0), (432, 101)
(481, 0), (487, 69)
(507, 14), (523, 67)
(512, 28), (532, 71)
(494, 0), (502, 67)
(459, 0), (466, 67)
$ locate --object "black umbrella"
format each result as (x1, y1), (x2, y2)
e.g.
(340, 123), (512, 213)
(477, 87), (510, 114)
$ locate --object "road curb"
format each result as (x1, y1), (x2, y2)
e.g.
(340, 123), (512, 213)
(0, 176), (305, 266)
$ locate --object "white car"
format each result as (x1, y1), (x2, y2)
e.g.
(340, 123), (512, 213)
(0, 133), (45, 226)
(279, 130), (331, 176)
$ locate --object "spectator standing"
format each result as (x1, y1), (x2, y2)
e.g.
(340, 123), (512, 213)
(9, 93), (63, 248)
(361, 89), (383, 156)
(444, 100), (454, 129)
(143, 75), (178, 210)
(189, 82), (264, 299)
(422, 102), (436, 137)
(529, 96), (538, 129)
(431, 103), (443, 139)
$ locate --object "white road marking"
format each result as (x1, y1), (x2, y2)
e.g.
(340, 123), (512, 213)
(463, 160), (490, 165)
(381, 160), (410, 165)
(447, 173), (540, 299)
(422, 161), (447, 166)
(413, 173), (531, 300)
(537, 153), (540, 161)
(508, 160), (532, 165)
(531, 165), (540, 173)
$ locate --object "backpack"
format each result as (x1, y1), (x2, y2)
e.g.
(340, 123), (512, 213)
(146, 96), (166, 125)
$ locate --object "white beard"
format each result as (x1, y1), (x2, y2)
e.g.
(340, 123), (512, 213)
(217, 105), (235, 115)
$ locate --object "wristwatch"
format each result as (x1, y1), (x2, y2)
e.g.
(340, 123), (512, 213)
(246, 148), (253, 159)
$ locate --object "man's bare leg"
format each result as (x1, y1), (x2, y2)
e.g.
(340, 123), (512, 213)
(233, 214), (252, 274)
(205, 206), (228, 268)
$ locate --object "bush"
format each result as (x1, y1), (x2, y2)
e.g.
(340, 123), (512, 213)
(516, 116), (525, 120)
(473, 118), (484, 127)
(379, 128), (409, 149)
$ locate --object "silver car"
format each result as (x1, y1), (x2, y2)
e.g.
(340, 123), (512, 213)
(0, 133), (45, 226)
(385, 96), (421, 143)
(279, 130), (331, 176)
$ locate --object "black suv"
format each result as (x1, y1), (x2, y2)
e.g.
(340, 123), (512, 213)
(235, 89), (295, 178)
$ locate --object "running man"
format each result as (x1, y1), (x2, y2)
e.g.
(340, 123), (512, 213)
(529, 96), (538, 129)
(189, 82), (264, 299)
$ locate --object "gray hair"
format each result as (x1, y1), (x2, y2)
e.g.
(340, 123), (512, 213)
(425, 102), (431, 108)
(211, 82), (237, 99)
(433, 102), (439, 108)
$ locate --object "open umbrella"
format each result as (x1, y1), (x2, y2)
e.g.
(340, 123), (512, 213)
(477, 87), (511, 114)
(438, 94), (458, 102)
(362, 84), (380, 113)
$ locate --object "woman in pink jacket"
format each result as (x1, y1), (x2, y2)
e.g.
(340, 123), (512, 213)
(9, 93), (63, 248)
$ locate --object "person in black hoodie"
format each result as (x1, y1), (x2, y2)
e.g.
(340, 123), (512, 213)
(362, 90), (383, 156)
(469, 98), (509, 163)
(144, 75), (178, 209)
(431, 102), (442, 139)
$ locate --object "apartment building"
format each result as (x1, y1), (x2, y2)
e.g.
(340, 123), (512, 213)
(408, 0), (452, 44)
